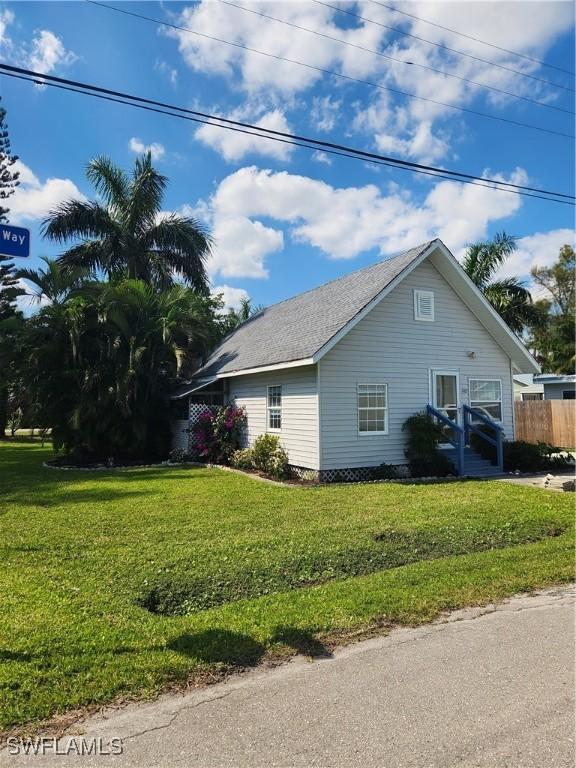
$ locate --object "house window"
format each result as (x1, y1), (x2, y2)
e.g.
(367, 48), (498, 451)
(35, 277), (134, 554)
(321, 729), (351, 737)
(414, 290), (435, 321)
(469, 379), (503, 422)
(563, 390), (575, 400)
(522, 392), (543, 401)
(267, 385), (282, 430)
(358, 384), (388, 434)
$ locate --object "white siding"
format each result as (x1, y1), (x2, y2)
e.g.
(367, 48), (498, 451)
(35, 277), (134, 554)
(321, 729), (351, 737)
(228, 365), (319, 469)
(319, 260), (515, 470)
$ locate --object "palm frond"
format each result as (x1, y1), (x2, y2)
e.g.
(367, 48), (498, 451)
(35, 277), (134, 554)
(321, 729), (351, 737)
(86, 156), (129, 212)
(41, 200), (118, 244)
(463, 231), (517, 288)
(144, 214), (212, 293)
(128, 152), (168, 233)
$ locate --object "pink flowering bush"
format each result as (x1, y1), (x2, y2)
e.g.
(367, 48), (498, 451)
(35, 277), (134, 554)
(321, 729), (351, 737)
(193, 405), (246, 464)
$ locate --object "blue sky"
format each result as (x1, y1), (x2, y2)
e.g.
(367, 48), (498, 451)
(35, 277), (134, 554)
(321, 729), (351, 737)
(2, 0), (574, 311)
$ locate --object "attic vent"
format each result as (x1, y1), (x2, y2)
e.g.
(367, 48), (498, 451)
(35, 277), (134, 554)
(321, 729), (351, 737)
(414, 290), (434, 321)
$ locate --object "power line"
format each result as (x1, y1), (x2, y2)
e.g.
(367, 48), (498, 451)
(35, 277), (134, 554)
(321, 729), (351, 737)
(87, 1), (574, 140)
(1, 63), (573, 206)
(6, 71), (570, 206)
(219, 0), (573, 116)
(370, 0), (575, 77)
(314, 0), (575, 94)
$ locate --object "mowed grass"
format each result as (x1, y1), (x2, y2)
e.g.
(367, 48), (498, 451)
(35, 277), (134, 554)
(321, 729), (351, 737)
(1, 441), (574, 732)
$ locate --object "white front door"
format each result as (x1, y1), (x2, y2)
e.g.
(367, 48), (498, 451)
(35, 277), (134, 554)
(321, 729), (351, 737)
(430, 370), (459, 423)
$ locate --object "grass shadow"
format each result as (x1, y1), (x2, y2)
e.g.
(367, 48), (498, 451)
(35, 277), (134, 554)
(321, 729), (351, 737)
(271, 626), (333, 659)
(0, 649), (32, 662)
(167, 630), (265, 667)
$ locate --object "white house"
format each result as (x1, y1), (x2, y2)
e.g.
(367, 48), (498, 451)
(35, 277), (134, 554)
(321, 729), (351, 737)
(172, 239), (539, 480)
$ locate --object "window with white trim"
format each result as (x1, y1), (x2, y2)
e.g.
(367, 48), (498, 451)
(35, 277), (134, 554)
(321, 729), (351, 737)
(267, 385), (282, 430)
(469, 379), (503, 422)
(358, 384), (388, 434)
(414, 289), (434, 321)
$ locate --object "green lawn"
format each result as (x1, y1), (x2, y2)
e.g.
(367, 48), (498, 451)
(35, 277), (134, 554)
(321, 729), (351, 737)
(1, 441), (574, 733)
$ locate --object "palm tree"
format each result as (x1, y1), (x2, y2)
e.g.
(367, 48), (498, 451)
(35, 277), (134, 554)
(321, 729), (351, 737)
(20, 279), (219, 460)
(42, 153), (212, 292)
(16, 257), (89, 306)
(462, 231), (534, 335)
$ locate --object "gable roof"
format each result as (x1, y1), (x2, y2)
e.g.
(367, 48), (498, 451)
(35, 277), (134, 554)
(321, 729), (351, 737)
(181, 237), (538, 392)
(197, 240), (435, 379)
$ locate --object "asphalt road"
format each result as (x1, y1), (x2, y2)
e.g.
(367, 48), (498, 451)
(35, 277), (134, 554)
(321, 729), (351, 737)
(2, 586), (574, 768)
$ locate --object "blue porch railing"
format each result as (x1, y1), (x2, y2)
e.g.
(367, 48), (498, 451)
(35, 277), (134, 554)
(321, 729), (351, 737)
(426, 404), (504, 476)
(426, 404), (465, 476)
(463, 405), (504, 473)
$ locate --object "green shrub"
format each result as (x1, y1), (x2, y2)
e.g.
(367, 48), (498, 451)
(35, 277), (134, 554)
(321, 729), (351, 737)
(251, 434), (289, 479)
(168, 448), (189, 463)
(402, 412), (454, 477)
(504, 440), (572, 473)
(371, 462), (400, 480)
(472, 427), (573, 473)
(230, 447), (254, 470)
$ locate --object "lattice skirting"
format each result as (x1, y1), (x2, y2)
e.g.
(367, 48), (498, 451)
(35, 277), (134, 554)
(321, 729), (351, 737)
(289, 464), (411, 483)
(289, 465), (320, 482)
(318, 465), (411, 483)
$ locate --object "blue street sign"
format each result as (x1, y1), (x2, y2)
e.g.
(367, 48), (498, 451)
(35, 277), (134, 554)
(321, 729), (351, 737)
(0, 224), (30, 258)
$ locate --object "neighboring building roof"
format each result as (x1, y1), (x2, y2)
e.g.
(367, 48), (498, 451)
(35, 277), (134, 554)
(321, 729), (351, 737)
(177, 238), (538, 393)
(197, 240), (435, 378)
(513, 374), (544, 396)
(534, 374), (576, 385)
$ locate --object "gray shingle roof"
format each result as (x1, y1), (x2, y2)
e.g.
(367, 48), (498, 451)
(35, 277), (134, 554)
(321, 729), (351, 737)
(197, 240), (436, 378)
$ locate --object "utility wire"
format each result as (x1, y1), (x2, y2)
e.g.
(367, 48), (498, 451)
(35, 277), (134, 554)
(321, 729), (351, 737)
(6, 71), (570, 205)
(219, 0), (573, 115)
(87, 1), (574, 140)
(370, 0), (575, 77)
(314, 0), (575, 94)
(1, 64), (574, 206)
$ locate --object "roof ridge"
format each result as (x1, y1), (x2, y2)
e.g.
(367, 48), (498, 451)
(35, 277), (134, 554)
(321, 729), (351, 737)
(243, 239), (437, 318)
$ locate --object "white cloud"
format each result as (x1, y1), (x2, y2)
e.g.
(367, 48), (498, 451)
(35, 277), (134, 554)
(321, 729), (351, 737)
(496, 229), (576, 291)
(0, 9), (14, 49)
(312, 150), (332, 166)
(374, 119), (450, 164)
(195, 107), (293, 162)
(209, 215), (284, 279)
(14, 278), (51, 314)
(28, 29), (76, 73)
(168, 0), (388, 96)
(8, 160), (85, 224)
(212, 284), (249, 312)
(200, 164), (525, 279)
(129, 137), (166, 161)
(168, 0), (573, 163)
(154, 59), (178, 86)
(0, 11), (76, 78)
(310, 95), (341, 132)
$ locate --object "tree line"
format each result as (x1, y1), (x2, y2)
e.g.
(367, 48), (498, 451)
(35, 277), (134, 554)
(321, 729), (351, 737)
(0, 99), (573, 461)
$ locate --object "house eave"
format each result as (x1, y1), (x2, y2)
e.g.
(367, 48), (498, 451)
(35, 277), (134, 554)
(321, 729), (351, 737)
(197, 357), (317, 381)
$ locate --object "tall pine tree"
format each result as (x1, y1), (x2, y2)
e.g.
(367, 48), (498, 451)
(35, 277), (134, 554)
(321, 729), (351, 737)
(0, 98), (24, 435)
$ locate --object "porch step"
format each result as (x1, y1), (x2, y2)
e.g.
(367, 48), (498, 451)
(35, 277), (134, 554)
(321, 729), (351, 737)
(440, 447), (501, 478)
